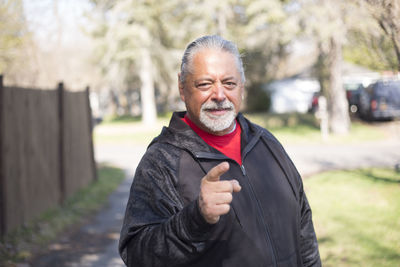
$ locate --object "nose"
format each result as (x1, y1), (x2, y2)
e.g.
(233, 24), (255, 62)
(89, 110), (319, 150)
(211, 83), (226, 102)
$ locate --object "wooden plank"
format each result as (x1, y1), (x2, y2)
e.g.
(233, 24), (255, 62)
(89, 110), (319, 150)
(63, 91), (93, 197)
(58, 83), (65, 204)
(0, 75), (5, 237)
(86, 86), (98, 182)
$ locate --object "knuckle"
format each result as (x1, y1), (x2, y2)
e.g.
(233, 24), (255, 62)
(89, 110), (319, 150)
(222, 204), (230, 214)
(226, 193), (233, 203)
(202, 204), (212, 215)
(202, 196), (211, 207)
(221, 181), (233, 191)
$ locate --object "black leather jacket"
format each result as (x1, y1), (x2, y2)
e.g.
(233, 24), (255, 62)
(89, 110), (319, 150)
(119, 112), (321, 267)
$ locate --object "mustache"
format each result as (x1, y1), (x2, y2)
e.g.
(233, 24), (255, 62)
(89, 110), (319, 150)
(201, 100), (234, 111)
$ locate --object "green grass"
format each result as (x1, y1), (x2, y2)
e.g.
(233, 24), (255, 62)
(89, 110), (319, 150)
(102, 114), (143, 124)
(245, 112), (385, 145)
(102, 112), (173, 124)
(305, 168), (400, 267)
(93, 116), (170, 145)
(0, 165), (125, 265)
(94, 112), (386, 146)
(94, 126), (164, 145)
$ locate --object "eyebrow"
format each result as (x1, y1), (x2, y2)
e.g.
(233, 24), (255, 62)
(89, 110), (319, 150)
(194, 76), (238, 84)
(222, 76), (237, 82)
(194, 78), (214, 83)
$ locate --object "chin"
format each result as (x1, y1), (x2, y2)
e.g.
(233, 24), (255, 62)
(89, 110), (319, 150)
(200, 111), (236, 133)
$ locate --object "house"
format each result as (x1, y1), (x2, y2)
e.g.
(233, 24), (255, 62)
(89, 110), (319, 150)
(265, 77), (320, 114)
(265, 63), (380, 114)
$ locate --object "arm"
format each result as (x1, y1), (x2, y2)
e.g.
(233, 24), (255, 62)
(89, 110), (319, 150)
(299, 186), (322, 267)
(119, 147), (215, 267)
(125, 197), (213, 267)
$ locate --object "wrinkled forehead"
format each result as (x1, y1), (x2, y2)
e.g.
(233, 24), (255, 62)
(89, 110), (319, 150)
(188, 48), (240, 74)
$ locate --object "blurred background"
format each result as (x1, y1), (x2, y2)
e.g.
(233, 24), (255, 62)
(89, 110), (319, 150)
(0, 0), (399, 266)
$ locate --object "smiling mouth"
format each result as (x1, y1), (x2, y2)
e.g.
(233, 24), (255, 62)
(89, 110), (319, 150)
(201, 100), (234, 117)
(203, 108), (232, 117)
(204, 107), (232, 112)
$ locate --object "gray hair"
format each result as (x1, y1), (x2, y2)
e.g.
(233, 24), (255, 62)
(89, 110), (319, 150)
(179, 35), (245, 84)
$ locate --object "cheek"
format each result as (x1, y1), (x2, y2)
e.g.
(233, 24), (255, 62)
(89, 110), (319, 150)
(185, 93), (205, 114)
(194, 92), (210, 105)
(228, 91), (242, 107)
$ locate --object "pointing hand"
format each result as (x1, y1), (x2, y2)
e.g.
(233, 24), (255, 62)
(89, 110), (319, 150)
(198, 162), (241, 224)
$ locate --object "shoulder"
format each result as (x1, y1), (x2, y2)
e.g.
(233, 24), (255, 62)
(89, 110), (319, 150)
(145, 141), (182, 162)
(239, 114), (283, 147)
(243, 115), (303, 193)
(131, 141), (185, 208)
(253, 122), (280, 144)
(137, 141), (182, 175)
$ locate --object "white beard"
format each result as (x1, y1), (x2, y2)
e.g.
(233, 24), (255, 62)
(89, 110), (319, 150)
(199, 100), (236, 133)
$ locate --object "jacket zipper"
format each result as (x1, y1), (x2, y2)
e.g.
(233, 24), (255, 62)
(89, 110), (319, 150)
(240, 164), (277, 267)
(239, 130), (278, 267)
(193, 129), (278, 267)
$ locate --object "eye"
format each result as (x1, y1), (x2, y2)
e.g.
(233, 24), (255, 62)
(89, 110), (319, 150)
(196, 82), (212, 90)
(224, 81), (237, 89)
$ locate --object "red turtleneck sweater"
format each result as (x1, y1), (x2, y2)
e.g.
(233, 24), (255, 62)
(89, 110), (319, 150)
(182, 115), (242, 165)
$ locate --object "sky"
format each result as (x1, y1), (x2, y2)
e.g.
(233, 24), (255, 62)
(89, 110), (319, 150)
(23, 0), (93, 48)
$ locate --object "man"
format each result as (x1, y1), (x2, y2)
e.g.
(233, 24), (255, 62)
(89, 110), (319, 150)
(119, 35), (321, 267)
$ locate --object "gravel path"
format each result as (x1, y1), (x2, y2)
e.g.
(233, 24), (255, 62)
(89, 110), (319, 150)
(28, 127), (400, 266)
(286, 140), (400, 177)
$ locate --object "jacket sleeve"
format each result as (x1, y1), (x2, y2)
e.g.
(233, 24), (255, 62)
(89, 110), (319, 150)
(119, 145), (215, 267)
(299, 185), (322, 267)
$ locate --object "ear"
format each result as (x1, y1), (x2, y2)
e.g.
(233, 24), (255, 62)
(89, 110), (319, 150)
(178, 73), (185, 102)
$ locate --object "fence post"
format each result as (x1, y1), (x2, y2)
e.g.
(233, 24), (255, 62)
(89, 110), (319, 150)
(0, 75), (5, 237)
(58, 82), (66, 204)
(86, 86), (98, 182)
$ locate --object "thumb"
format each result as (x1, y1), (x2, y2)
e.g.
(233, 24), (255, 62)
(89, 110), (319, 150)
(230, 180), (242, 193)
(205, 162), (230, 182)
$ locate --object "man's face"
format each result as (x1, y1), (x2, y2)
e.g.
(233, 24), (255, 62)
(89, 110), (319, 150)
(179, 49), (244, 135)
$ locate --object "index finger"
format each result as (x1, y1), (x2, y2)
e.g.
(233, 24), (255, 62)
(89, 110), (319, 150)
(205, 162), (230, 182)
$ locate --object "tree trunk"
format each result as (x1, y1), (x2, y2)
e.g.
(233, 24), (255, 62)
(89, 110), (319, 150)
(378, 18), (400, 71)
(388, 0), (400, 71)
(390, 30), (400, 72)
(139, 48), (157, 125)
(327, 36), (350, 135)
(316, 44), (329, 95)
(217, 7), (227, 36)
(109, 89), (119, 116)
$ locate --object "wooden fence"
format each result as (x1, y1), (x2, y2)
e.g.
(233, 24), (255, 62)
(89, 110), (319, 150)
(0, 75), (97, 237)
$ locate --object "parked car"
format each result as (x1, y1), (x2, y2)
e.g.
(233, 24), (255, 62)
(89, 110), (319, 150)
(308, 84), (362, 114)
(308, 91), (320, 113)
(344, 83), (363, 113)
(359, 79), (400, 120)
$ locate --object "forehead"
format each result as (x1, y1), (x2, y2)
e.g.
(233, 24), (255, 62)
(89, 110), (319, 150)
(189, 48), (240, 77)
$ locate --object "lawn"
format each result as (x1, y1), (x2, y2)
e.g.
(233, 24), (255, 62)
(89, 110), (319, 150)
(93, 112), (386, 146)
(305, 168), (400, 267)
(93, 115), (170, 145)
(245, 112), (385, 145)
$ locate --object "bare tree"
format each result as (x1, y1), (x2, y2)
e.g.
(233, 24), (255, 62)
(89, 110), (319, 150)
(0, 0), (29, 75)
(365, 0), (400, 71)
(90, 0), (183, 124)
